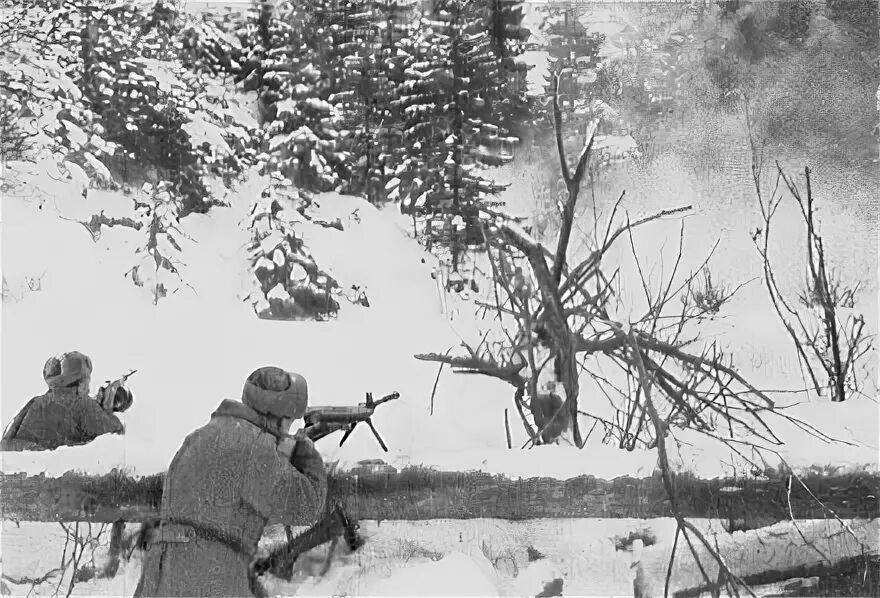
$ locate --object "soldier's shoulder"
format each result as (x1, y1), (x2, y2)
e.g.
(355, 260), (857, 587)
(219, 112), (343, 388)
(27, 391), (54, 405)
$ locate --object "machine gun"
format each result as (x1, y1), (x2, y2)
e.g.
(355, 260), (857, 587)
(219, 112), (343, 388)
(301, 391), (399, 451)
(253, 391), (400, 582)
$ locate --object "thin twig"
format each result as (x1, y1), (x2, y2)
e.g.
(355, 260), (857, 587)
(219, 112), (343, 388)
(429, 345), (455, 416)
(786, 474), (831, 564)
(665, 525), (681, 598)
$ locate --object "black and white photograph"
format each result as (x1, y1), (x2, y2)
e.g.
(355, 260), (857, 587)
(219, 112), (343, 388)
(1, 0), (878, 595)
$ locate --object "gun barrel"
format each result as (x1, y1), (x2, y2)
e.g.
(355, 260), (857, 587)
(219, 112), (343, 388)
(305, 406), (373, 424)
(372, 392), (400, 406)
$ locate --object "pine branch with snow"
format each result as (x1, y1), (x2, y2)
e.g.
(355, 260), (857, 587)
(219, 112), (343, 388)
(243, 177), (349, 321)
(382, 0), (530, 275)
(235, 0), (350, 193)
(126, 181), (195, 305)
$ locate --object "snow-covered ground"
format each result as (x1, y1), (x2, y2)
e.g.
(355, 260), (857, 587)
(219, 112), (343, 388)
(2, 164), (674, 480)
(2, 142), (878, 480)
(2, 518), (877, 597)
(1, 0), (877, 513)
(269, 518), (879, 597)
(1, 4), (877, 598)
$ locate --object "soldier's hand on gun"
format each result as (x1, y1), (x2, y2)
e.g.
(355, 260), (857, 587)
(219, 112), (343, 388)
(290, 431), (323, 478)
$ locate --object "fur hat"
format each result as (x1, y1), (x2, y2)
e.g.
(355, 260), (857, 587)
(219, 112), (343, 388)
(242, 366), (308, 420)
(43, 351), (93, 389)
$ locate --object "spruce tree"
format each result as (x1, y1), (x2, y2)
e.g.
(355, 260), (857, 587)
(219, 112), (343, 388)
(327, 0), (384, 200)
(374, 0), (416, 175)
(486, 0), (531, 137)
(539, 3), (604, 117)
(236, 0), (347, 191)
(386, 6), (453, 231)
(382, 0), (531, 274)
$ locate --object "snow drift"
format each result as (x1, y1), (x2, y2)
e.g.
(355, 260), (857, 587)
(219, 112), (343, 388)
(2, 517), (877, 597)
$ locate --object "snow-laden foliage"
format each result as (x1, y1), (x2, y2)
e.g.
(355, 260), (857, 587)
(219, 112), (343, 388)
(1, 0), (213, 212)
(178, 12), (244, 79)
(242, 176), (346, 320)
(3, 0), (537, 312)
(0, 69), (37, 164)
(0, 0), (268, 303)
(386, 0), (529, 274)
(327, 0), (385, 201)
(126, 181), (194, 305)
(234, 0), (348, 192)
(532, 6), (606, 148)
(225, 0), (533, 278)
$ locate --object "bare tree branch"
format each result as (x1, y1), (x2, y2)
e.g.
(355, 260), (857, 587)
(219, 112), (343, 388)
(626, 330), (756, 598)
(551, 72), (570, 189)
(414, 352), (525, 387)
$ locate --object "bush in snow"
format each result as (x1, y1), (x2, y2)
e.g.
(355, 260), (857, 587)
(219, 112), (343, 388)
(234, 0), (349, 193)
(243, 177), (344, 321)
(125, 181), (194, 305)
(0, 70), (37, 164)
(1, 0), (229, 215)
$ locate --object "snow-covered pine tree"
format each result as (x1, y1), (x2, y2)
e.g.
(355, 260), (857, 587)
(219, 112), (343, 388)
(3, 0), (216, 213)
(538, 3), (604, 127)
(442, 0), (507, 272)
(234, 0), (274, 94)
(385, 6), (455, 247)
(372, 0), (416, 200)
(396, 0), (523, 273)
(236, 0), (348, 192)
(326, 0), (384, 201)
(85, 7), (214, 214)
(243, 175), (345, 320)
(532, 6), (607, 189)
(486, 0), (531, 138)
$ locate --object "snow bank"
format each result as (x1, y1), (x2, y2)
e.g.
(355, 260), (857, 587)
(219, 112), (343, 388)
(3, 518), (877, 597)
(639, 518), (880, 596)
(330, 552), (501, 597)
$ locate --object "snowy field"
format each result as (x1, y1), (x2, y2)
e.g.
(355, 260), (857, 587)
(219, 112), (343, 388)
(2, 157), (878, 596)
(2, 148), (879, 480)
(3, 0), (876, 483)
(1, 2), (877, 598)
(2, 517), (877, 597)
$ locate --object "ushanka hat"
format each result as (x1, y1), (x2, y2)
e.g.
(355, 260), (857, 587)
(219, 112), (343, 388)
(43, 351), (93, 389)
(242, 366), (308, 420)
